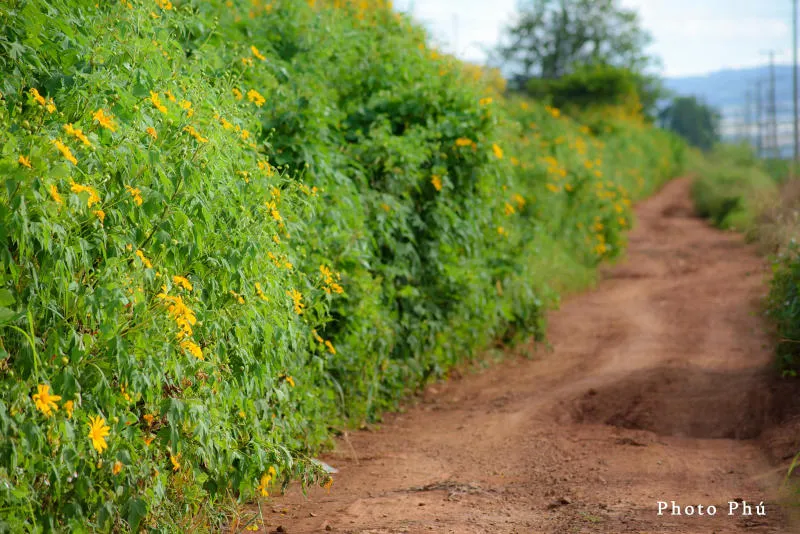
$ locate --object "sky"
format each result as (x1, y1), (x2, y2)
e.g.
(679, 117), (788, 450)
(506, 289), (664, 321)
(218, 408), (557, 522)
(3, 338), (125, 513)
(392, 0), (796, 78)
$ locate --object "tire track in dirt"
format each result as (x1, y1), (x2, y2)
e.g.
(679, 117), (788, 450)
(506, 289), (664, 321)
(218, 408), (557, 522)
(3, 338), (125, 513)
(259, 178), (800, 533)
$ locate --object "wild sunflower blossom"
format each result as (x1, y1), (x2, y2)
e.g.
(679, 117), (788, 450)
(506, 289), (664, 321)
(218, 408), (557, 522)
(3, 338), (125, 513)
(455, 137), (474, 147)
(232, 88), (243, 100)
(32, 384), (61, 417)
(64, 124), (92, 146)
(92, 109), (117, 132)
(49, 184), (63, 205)
(256, 467), (277, 497)
(246, 89), (266, 107)
(250, 45), (266, 61)
(53, 139), (78, 165)
(70, 180), (101, 207)
(135, 249), (153, 269)
(172, 275), (192, 291)
(180, 339), (203, 360)
(431, 175), (442, 191)
(170, 453), (181, 471)
(150, 91), (168, 114)
(183, 125), (208, 143)
(287, 288), (304, 315)
(18, 155), (32, 168)
(146, 127), (158, 139)
(87, 415), (111, 453)
(125, 185), (143, 206)
(157, 291), (197, 338)
(492, 143), (503, 159)
(179, 100), (193, 117)
(29, 88), (46, 106)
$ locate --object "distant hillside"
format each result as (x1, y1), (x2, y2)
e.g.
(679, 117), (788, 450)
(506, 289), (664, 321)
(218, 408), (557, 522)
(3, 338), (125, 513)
(664, 65), (796, 114)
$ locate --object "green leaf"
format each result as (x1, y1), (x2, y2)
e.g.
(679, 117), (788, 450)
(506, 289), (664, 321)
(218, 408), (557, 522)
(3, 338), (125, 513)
(0, 289), (14, 307)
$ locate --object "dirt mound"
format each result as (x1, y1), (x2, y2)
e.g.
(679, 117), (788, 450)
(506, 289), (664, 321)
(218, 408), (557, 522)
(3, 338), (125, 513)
(570, 367), (773, 439)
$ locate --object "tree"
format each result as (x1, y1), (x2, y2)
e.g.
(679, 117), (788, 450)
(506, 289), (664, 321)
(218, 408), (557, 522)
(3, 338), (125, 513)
(658, 96), (720, 151)
(495, 0), (655, 90)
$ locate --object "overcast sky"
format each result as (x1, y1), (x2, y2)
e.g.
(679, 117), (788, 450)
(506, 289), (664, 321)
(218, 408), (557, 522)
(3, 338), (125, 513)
(393, 0), (796, 78)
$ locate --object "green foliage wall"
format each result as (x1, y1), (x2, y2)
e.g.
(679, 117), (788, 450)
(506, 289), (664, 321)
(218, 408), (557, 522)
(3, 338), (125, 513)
(0, 0), (683, 530)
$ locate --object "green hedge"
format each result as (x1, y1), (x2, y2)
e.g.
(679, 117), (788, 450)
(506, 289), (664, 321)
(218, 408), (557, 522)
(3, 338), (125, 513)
(690, 144), (778, 230)
(0, 0), (683, 530)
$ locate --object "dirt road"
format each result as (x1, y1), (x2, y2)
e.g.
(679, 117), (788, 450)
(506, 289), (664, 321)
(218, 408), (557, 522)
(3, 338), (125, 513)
(262, 178), (800, 533)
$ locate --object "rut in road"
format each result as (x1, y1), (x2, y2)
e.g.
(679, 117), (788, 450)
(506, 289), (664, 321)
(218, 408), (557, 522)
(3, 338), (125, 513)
(260, 178), (800, 533)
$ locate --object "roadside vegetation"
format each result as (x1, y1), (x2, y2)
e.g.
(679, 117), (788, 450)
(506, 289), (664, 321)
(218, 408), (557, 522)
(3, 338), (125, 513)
(0, 0), (684, 530)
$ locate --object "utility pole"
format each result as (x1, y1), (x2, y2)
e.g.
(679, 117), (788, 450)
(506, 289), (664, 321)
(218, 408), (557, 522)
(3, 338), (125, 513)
(756, 80), (764, 158)
(768, 50), (779, 158)
(745, 90), (753, 148)
(794, 0), (799, 170)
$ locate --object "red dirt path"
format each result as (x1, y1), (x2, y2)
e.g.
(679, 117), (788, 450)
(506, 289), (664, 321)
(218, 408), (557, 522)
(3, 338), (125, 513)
(254, 178), (800, 533)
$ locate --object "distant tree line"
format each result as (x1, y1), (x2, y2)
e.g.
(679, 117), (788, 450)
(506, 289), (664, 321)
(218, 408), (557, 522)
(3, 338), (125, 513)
(494, 0), (721, 149)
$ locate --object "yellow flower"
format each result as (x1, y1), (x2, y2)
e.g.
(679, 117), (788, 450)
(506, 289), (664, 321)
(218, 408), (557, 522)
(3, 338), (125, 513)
(32, 384), (61, 417)
(323, 477), (333, 490)
(503, 202), (516, 216)
(479, 97), (493, 106)
(49, 184), (63, 205)
(183, 125), (208, 143)
(172, 275), (192, 291)
(285, 375), (295, 387)
(595, 243), (607, 255)
(546, 183), (559, 193)
(230, 290), (245, 304)
(146, 127), (158, 139)
(157, 293), (197, 338)
(87, 415), (111, 453)
(135, 249), (153, 269)
(247, 89), (266, 107)
(30, 88), (46, 106)
(70, 180), (101, 207)
(431, 175), (442, 191)
(491, 143), (504, 159)
(255, 282), (268, 301)
(150, 91), (167, 114)
(180, 339), (203, 360)
(618, 217), (627, 227)
(511, 193), (525, 208)
(232, 88), (243, 100)
(170, 453), (181, 471)
(125, 185), (143, 206)
(64, 124), (92, 146)
(155, 0), (173, 10)
(112, 461), (123, 475)
(240, 129), (250, 141)
(497, 226), (508, 236)
(143, 435), (155, 446)
(64, 400), (74, 418)
(287, 289), (303, 314)
(53, 139), (78, 165)
(251, 45), (266, 60)
(92, 109), (118, 132)
(94, 209), (105, 223)
(256, 471), (273, 497)
(455, 137), (473, 147)
(241, 57), (254, 67)
(143, 413), (155, 426)
(380, 203), (390, 212)
(18, 155), (32, 168)
(324, 340), (336, 355)
(179, 100), (193, 117)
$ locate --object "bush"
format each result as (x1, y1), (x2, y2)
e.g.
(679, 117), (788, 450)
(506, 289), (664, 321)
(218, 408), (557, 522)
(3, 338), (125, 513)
(690, 144), (777, 230)
(0, 0), (683, 530)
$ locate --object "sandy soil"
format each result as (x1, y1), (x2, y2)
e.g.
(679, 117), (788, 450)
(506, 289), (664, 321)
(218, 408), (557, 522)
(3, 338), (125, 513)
(252, 178), (800, 533)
